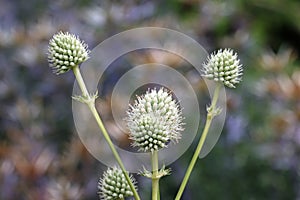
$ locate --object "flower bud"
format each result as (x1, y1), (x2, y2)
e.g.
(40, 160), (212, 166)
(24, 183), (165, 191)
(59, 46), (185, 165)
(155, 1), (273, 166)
(202, 49), (243, 88)
(48, 32), (89, 75)
(98, 167), (136, 200)
(126, 88), (184, 152)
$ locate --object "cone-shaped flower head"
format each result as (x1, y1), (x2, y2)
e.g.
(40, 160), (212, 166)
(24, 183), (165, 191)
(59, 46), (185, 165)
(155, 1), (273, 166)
(202, 49), (243, 88)
(98, 167), (136, 200)
(48, 32), (89, 75)
(126, 88), (184, 152)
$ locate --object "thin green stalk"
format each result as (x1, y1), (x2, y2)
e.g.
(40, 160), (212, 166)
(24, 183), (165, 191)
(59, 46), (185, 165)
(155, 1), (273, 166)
(151, 150), (159, 200)
(72, 66), (141, 200)
(175, 83), (221, 200)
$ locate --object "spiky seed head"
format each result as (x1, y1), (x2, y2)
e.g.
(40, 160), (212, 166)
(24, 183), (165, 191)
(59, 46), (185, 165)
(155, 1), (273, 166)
(48, 32), (89, 75)
(202, 49), (243, 88)
(98, 167), (136, 200)
(126, 88), (184, 152)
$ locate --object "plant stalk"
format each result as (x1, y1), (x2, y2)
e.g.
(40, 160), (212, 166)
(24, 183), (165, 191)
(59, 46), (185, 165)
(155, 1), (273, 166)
(151, 150), (160, 200)
(175, 83), (221, 200)
(72, 66), (140, 200)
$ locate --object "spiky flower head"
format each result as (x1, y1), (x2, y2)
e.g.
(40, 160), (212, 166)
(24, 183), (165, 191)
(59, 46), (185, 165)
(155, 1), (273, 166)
(48, 32), (89, 75)
(202, 49), (243, 88)
(126, 88), (184, 152)
(98, 167), (136, 200)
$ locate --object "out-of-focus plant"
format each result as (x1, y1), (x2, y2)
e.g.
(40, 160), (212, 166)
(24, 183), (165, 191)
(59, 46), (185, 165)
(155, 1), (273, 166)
(254, 47), (300, 169)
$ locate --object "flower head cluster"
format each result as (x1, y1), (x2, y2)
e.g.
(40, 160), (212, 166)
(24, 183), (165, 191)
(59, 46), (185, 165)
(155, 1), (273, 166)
(126, 88), (184, 152)
(48, 32), (89, 75)
(98, 167), (136, 200)
(202, 49), (243, 88)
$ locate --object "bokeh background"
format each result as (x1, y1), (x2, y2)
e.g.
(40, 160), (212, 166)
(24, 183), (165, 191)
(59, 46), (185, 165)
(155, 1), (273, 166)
(1, 0), (300, 199)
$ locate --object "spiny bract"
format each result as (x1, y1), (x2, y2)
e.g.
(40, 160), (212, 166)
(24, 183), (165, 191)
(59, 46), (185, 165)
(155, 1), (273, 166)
(48, 32), (89, 75)
(98, 167), (136, 200)
(202, 49), (243, 88)
(126, 88), (184, 152)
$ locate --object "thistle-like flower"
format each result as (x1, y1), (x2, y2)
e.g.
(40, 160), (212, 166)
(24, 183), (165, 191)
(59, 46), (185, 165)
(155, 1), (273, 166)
(98, 167), (136, 200)
(48, 32), (89, 75)
(202, 49), (243, 88)
(126, 88), (184, 152)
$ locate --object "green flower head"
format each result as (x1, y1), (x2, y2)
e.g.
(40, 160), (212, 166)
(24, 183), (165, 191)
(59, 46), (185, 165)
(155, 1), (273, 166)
(126, 88), (184, 152)
(202, 49), (243, 88)
(98, 167), (136, 200)
(48, 32), (89, 75)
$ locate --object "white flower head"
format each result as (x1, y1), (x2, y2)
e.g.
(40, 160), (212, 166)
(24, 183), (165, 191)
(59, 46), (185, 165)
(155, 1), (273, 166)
(126, 88), (184, 152)
(202, 49), (243, 88)
(48, 32), (89, 75)
(98, 167), (136, 200)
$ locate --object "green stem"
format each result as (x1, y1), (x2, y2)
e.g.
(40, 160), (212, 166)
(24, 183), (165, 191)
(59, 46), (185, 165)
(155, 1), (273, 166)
(151, 150), (159, 200)
(72, 66), (141, 200)
(175, 83), (221, 200)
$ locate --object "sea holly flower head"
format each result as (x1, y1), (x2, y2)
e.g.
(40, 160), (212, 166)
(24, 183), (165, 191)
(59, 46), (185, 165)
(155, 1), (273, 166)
(48, 32), (89, 75)
(126, 88), (184, 152)
(98, 167), (136, 200)
(202, 49), (243, 88)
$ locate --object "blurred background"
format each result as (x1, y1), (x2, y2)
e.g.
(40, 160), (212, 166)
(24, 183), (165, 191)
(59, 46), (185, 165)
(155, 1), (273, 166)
(1, 0), (300, 199)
